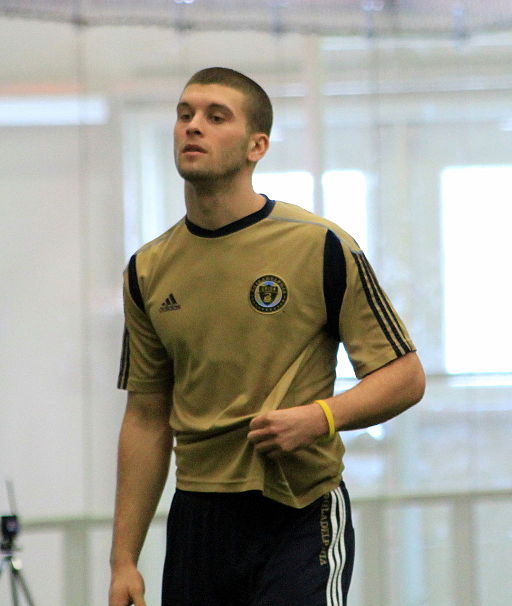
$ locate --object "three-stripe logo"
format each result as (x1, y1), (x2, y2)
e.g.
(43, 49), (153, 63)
(159, 293), (181, 312)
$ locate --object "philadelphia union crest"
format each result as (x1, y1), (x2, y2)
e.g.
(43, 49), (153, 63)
(250, 275), (288, 313)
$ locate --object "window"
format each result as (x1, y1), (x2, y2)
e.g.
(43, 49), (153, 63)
(122, 116), (183, 257)
(253, 171), (314, 211)
(441, 165), (512, 374)
(322, 169), (368, 251)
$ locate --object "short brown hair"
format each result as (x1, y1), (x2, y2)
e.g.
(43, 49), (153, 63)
(185, 67), (273, 136)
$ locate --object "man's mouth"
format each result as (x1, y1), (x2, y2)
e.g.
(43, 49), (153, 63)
(182, 144), (206, 153)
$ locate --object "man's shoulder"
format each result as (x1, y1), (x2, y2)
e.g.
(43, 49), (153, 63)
(270, 200), (324, 223)
(270, 201), (360, 249)
(131, 217), (186, 261)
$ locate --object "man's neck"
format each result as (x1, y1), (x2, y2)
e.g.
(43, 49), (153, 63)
(184, 181), (265, 231)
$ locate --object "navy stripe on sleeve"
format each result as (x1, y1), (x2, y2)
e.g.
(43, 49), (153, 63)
(117, 327), (130, 389)
(128, 254), (145, 312)
(351, 250), (412, 356)
(323, 230), (347, 341)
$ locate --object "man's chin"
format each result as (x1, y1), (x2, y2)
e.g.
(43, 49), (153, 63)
(178, 168), (230, 185)
(177, 166), (213, 182)
(176, 161), (244, 184)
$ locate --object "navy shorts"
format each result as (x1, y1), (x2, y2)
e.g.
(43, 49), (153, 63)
(161, 482), (355, 606)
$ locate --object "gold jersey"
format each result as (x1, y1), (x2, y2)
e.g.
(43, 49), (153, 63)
(118, 198), (415, 507)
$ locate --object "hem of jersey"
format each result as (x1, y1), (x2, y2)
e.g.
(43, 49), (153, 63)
(355, 345), (416, 379)
(176, 477), (265, 496)
(262, 477), (342, 509)
(185, 195), (275, 238)
(175, 475), (342, 509)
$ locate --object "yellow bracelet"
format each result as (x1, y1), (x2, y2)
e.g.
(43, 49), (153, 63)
(315, 399), (336, 443)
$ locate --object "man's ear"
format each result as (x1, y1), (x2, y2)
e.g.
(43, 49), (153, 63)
(247, 133), (270, 163)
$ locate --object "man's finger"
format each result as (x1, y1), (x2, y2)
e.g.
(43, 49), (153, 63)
(253, 438), (275, 452)
(247, 424), (278, 444)
(247, 429), (267, 444)
(249, 414), (271, 430)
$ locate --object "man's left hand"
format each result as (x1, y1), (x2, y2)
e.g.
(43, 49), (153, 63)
(247, 403), (329, 458)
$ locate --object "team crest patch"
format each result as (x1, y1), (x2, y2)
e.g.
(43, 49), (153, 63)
(250, 275), (288, 313)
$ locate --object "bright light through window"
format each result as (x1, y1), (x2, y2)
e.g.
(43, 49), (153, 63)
(253, 171), (314, 211)
(0, 96), (108, 126)
(322, 170), (368, 251)
(442, 165), (512, 374)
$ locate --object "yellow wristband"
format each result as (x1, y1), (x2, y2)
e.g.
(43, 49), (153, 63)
(315, 399), (336, 443)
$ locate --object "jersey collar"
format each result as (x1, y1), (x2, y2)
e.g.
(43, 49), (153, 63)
(185, 195), (275, 238)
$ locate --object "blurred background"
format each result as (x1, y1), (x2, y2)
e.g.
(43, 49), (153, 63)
(0, 1), (511, 605)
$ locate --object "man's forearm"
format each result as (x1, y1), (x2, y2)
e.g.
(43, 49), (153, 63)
(110, 394), (173, 569)
(328, 351), (425, 432)
(248, 352), (425, 456)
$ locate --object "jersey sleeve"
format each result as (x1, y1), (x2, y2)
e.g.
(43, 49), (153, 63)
(324, 230), (416, 379)
(117, 255), (174, 392)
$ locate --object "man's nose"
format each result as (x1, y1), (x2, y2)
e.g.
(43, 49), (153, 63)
(186, 114), (203, 135)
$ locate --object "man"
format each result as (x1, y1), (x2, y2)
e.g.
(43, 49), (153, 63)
(109, 67), (425, 606)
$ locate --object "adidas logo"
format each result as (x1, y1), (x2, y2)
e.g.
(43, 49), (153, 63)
(159, 293), (181, 312)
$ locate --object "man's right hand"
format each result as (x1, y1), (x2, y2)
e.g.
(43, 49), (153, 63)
(109, 565), (147, 606)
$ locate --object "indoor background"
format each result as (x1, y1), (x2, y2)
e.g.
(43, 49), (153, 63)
(0, 1), (511, 605)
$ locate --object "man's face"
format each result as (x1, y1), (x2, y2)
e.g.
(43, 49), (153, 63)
(174, 83), (254, 183)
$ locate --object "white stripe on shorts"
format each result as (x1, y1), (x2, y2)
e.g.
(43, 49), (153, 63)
(326, 486), (348, 606)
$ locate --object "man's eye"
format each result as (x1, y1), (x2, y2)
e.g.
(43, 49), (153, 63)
(178, 112), (192, 121)
(210, 114), (225, 123)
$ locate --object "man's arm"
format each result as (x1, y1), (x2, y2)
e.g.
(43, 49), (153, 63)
(109, 390), (174, 606)
(247, 351), (425, 457)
